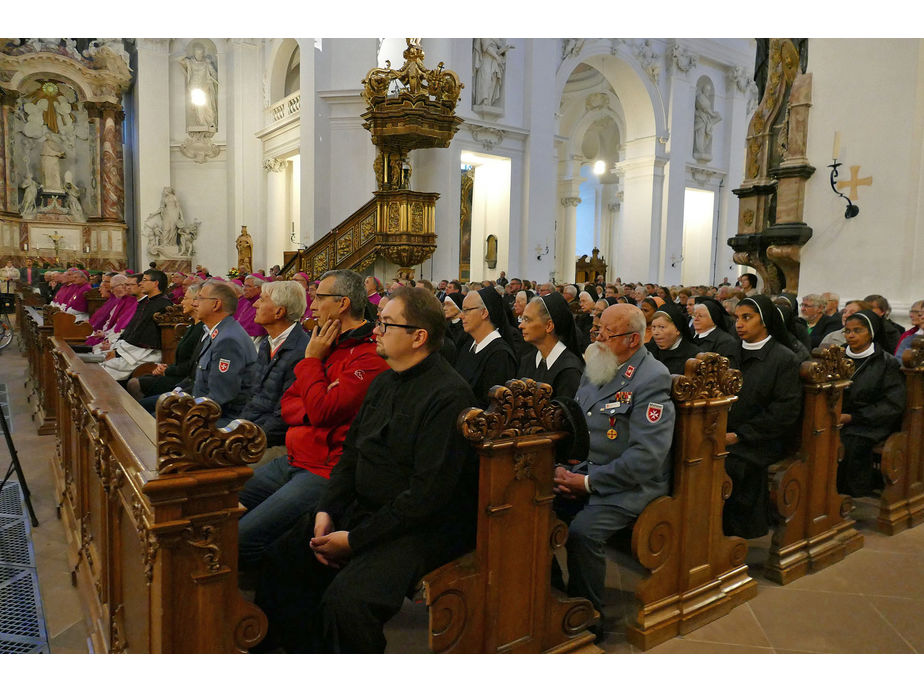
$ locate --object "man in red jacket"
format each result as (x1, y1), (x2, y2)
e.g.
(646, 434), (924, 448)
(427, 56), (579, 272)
(238, 269), (388, 570)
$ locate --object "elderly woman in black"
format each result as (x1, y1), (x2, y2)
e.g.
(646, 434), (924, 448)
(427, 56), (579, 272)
(838, 309), (906, 497)
(454, 286), (518, 408)
(517, 292), (585, 399)
(649, 302), (700, 375)
(692, 297), (740, 369)
(723, 294), (803, 539)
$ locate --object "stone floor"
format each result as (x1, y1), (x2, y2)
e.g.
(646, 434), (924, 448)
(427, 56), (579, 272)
(5, 329), (924, 654)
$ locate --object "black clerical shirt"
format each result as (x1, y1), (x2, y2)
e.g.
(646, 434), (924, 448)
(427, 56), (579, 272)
(317, 351), (478, 557)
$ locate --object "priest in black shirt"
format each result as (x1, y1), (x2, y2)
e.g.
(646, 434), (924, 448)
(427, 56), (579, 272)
(100, 269), (174, 381)
(254, 287), (478, 653)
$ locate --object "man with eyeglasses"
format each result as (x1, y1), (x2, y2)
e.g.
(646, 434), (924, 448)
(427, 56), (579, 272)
(238, 269), (388, 573)
(100, 269), (174, 381)
(254, 286), (477, 653)
(551, 303), (675, 640)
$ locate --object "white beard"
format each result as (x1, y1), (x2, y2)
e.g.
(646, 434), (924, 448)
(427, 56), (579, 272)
(583, 341), (621, 386)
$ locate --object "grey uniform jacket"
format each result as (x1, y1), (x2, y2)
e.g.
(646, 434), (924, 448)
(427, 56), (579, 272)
(193, 315), (258, 418)
(572, 346), (675, 515)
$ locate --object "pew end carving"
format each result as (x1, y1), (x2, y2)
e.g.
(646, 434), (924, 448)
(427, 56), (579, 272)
(627, 352), (757, 651)
(48, 339), (268, 652)
(766, 344), (863, 584)
(877, 337), (924, 534)
(421, 378), (600, 654)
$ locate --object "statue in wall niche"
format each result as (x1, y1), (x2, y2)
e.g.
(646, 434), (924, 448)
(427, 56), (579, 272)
(472, 38), (511, 108)
(144, 186), (198, 258)
(20, 175), (39, 218)
(693, 81), (722, 162)
(40, 136), (66, 192)
(562, 39), (585, 60)
(179, 42), (219, 132)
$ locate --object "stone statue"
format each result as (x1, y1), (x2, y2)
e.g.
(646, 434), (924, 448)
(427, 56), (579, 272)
(472, 39), (511, 108)
(177, 219), (201, 257)
(63, 175), (86, 222)
(236, 226), (253, 274)
(20, 175), (39, 218)
(693, 81), (722, 162)
(40, 136), (66, 192)
(145, 186), (196, 258)
(179, 42), (219, 132)
(562, 39), (585, 60)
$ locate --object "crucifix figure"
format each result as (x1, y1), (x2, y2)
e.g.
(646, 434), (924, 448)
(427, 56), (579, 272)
(836, 165), (873, 201)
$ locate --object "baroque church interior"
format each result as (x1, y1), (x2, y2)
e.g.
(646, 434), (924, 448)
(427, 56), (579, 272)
(3, 3), (924, 681)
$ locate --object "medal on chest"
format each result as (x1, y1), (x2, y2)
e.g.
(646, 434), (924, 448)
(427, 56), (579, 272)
(607, 414), (618, 440)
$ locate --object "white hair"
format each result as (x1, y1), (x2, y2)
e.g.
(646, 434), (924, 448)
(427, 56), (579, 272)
(563, 285), (578, 299)
(261, 280), (307, 322)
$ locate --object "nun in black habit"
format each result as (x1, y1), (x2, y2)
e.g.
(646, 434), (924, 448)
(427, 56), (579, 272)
(453, 286), (519, 408)
(724, 294), (803, 539)
(692, 297), (741, 370)
(838, 309), (906, 496)
(773, 301), (812, 363)
(648, 302), (701, 375)
(517, 292), (585, 400)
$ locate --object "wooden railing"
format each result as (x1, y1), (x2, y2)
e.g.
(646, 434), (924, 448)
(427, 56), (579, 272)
(49, 339), (267, 653)
(281, 190), (440, 280)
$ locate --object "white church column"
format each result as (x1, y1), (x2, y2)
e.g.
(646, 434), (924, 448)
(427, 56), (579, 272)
(264, 158), (288, 270)
(661, 64), (696, 285)
(614, 155), (666, 282)
(558, 188), (581, 283)
(134, 39), (172, 268)
(298, 39), (316, 245)
(226, 39), (265, 270)
(600, 182), (621, 271)
(717, 66), (754, 282)
(521, 39), (559, 283)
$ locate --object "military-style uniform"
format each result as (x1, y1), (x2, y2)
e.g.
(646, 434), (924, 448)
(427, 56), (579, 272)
(559, 346), (675, 613)
(193, 314), (259, 419)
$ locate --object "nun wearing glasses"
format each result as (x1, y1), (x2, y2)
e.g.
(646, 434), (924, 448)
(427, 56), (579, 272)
(517, 292), (585, 399)
(838, 309), (906, 497)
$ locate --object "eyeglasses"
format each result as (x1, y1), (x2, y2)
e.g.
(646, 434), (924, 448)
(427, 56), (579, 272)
(374, 319), (424, 334)
(461, 306), (483, 313)
(193, 295), (220, 304)
(315, 293), (345, 300)
(597, 328), (636, 341)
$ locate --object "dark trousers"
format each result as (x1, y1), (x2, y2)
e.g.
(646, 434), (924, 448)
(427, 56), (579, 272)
(254, 511), (451, 653)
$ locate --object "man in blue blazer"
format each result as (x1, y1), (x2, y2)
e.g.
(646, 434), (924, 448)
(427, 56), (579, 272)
(235, 281), (310, 447)
(192, 279), (258, 419)
(553, 303), (675, 622)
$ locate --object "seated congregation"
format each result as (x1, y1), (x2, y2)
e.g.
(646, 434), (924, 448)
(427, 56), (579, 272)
(23, 264), (922, 653)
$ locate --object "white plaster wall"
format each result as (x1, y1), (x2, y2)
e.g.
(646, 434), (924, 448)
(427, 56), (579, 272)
(468, 155), (511, 281)
(800, 38), (924, 320)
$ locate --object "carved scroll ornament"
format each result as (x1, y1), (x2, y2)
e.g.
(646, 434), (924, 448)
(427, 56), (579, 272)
(458, 378), (565, 443)
(903, 336), (924, 370)
(671, 352), (743, 402)
(803, 344), (855, 383)
(156, 391), (266, 474)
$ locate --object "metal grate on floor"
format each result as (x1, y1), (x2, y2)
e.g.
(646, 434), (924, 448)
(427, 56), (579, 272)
(0, 481), (48, 654)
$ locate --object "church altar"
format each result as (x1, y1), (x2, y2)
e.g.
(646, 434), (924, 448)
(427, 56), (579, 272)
(0, 39), (132, 269)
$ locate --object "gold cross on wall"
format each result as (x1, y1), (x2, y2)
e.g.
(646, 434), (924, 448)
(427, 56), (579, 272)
(836, 165), (873, 201)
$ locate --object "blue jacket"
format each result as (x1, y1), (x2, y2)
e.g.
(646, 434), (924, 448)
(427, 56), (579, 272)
(572, 347), (675, 515)
(193, 315), (258, 419)
(238, 324), (310, 446)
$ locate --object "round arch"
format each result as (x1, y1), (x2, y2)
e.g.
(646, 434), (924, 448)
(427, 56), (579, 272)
(267, 38), (300, 105)
(555, 45), (663, 149)
(565, 106), (624, 164)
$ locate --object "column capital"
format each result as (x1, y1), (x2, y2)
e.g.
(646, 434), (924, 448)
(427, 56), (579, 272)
(561, 196), (581, 207)
(263, 157), (287, 173)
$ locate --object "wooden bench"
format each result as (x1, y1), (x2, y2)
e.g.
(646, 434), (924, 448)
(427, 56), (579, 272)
(423, 353), (756, 653)
(421, 378), (600, 653)
(49, 338), (268, 652)
(877, 336), (924, 534)
(766, 344), (863, 584)
(626, 352), (756, 650)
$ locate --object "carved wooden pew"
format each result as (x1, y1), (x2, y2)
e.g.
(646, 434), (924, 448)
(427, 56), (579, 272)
(50, 338), (267, 652)
(85, 287), (105, 319)
(422, 379), (600, 653)
(626, 353), (756, 650)
(877, 336), (924, 534)
(766, 345), (863, 584)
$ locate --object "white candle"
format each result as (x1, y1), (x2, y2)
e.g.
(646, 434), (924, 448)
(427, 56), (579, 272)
(832, 131), (840, 160)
